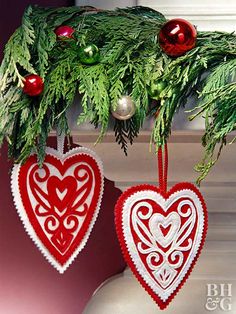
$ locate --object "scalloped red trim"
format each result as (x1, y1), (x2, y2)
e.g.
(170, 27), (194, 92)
(115, 182), (208, 310)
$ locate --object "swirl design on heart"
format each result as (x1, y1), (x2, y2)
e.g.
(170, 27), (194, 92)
(29, 162), (94, 253)
(11, 147), (104, 273)
(132, 198), (196, 289)
(115, 183), (208, 309)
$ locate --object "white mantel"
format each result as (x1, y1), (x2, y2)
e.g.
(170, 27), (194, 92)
(138, 0), (236, 31)
(76, 0), (236, 31)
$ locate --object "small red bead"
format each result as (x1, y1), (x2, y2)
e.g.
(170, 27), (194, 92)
(54, 26), (75, 39)
(23, 74), (44, 96)
(159, 18), (197, 57)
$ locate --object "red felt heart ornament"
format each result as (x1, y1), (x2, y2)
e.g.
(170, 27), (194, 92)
(11, 147), (104, 273)
(115, 183), (208, 310)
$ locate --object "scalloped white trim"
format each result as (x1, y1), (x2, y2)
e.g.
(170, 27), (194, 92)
(122, 189), (205, 301)
(11, 146), (104, 274)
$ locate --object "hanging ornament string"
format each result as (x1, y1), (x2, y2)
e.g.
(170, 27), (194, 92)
(164, 143), (168, 193)
(157, 142), (168, 194)
(56, 129), (65, 155)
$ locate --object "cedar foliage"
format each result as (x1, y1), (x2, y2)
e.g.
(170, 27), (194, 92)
(0, 5), (235, 183)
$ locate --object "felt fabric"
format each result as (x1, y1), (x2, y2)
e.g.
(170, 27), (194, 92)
(11, 146), (104, 273)
(115, 183), (208, 310)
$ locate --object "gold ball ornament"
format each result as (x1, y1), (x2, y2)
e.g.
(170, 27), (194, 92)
(111, 96), (136, 120)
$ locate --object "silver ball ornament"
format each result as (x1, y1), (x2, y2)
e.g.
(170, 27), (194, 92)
(111, 96), (136, 120)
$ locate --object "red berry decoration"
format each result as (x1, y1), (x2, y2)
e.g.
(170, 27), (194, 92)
(23, 74), (44, 96)
(54, 25), (75, 39)
(159, 18), (197, 57)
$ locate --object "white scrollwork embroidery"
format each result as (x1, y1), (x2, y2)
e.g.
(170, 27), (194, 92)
(149, 212), (181, 248)
(131, 197), (197, 289)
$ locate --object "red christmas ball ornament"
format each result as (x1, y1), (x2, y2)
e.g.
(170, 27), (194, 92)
(23, 74), (44, 96)
(159, 18), (197, 57)
(54, 25), (75, 39)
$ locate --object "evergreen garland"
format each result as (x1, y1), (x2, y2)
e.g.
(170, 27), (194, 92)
(0, 5), (235, 183)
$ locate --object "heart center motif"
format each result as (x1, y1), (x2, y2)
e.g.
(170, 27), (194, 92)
(149, 212), (180, 248)
(11, 147), (104, 273)
(115, 183), (208, 309)
(47, 176), (77, 213)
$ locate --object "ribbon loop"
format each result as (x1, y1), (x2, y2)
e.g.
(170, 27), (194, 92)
(56, 129), (65, 155)
(158, 143), (168, 193)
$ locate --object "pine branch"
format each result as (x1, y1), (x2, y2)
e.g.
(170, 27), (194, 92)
(114, 119), (129, 155)
(0, 6), (35, 90)
(0, 4), (235, 183)
(114, 118), (139, 155)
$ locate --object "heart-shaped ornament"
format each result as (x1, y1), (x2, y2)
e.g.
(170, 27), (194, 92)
(115, 183), (208, 309)
(11, 147), (104, 273)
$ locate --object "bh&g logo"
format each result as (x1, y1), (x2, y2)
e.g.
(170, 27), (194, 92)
(205, 283), (232, 311)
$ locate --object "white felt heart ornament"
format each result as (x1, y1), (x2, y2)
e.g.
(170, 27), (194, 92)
(115, 183), (208, 310)
(11, 146), (104, 273)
